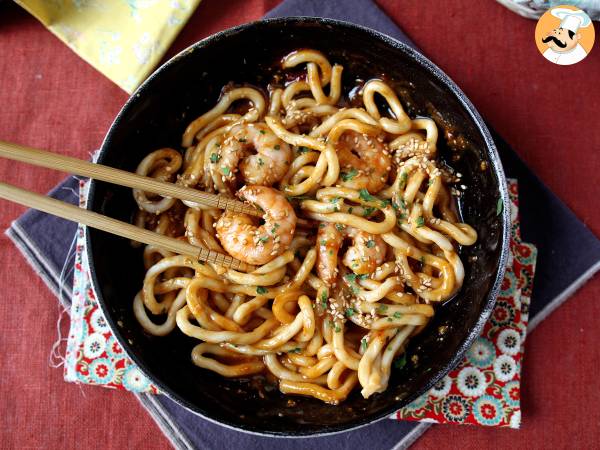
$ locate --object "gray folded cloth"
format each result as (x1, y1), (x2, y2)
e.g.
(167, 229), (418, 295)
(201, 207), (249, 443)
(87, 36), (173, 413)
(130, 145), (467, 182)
(6, 0), (600, 449)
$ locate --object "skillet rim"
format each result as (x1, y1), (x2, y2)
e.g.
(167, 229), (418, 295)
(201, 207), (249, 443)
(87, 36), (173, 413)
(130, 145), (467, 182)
(86, 16), (511, 437)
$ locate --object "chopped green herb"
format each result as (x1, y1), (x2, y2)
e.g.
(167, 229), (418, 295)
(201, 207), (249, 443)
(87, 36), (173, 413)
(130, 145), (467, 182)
(256, 286), (268, 295)
(288, 347), (301, 354)
(377, 304), (388, 314)
(394, 354), (407, 369)
(496, 198), (503, 216)
(344, 273), (358, 282)
(320, 239), (327, 246)
(363, 207), (376, 217)
(334, 324), (341, 333)
(335, 223), (345, 232)
(320, 290), (328, 309)
(420, 256), (425, 265)
(340, 168), (358, 182)
(399, 199), (407, 210)
(238, 138), (247, 143)
(348, 207), (354, 214)
(329, 197), (340, 203)
(415, 216), (425, 228)
(210, 153), (220, 164)
(361, 338), (368, 352)
(257, 235), (269, 243)
(366, 239), (376, 248)
(428, 179), (434, 186)
(319, 223), (326, 228)
(274, 144), (280, 150)
(259, 129), (266, 134)
(297, 146), (309, 153)
(393, 311), (403, 319)
(270, 224), (280, 234)
(399, 172), (408, 189)
(345, 307), (356, 318)
(221, 167), (231, 176)
(215, 142), (221, 148)
(359, 188), (376, 203)
(387, 317), (393, 322)
(328, 249), (333, 256)
(258, 158), (264, 166)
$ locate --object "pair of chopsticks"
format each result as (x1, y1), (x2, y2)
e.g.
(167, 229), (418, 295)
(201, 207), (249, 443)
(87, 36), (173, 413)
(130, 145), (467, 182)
(0, 141), (261, 272)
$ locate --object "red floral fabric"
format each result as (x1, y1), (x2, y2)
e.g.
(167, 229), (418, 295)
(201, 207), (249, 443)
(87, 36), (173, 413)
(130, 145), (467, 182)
(393, 180), (537, 428)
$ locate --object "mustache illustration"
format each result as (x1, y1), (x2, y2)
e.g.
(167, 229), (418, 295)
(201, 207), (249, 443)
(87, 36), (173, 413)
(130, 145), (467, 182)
(542, 35), (567, 48)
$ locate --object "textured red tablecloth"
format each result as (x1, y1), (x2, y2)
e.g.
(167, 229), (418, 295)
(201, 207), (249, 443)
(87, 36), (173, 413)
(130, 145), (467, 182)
(1, 1), (599, 448)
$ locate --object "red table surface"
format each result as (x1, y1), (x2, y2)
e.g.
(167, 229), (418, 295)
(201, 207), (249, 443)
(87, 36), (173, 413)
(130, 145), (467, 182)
(1, 1), (599, 448)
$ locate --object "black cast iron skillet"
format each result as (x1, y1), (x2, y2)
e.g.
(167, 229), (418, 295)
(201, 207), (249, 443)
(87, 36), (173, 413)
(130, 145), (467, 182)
(87, 17), (510, 436)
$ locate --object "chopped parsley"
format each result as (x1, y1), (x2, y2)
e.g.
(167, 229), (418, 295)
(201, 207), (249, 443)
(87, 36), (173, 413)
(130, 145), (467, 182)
(345, 273), (368, 283)
(270, 223), (280, 234)
(297, 146), (309, 153)
(348, 207), (354, 214)
(257, 235), (269, 243)
(238, 138), (247, 143)
(393, 311), (403, 319)
(259, 129), (266, 135)
(329, 197), (340, 203)
(345, 307), (356, 318)
(415, 216), (425, 228)
(221, 167), (231, 176)
(274, 144), (280, 150)
(399, 172), (408, 189)
(361, 338), (368, 352)
(320, 239), (327, 246)
(399, 199), (407, 210)
(319, 223), (326, 228)
(320, 290), (328, 309)
(377, 304), (388, 314)
(496, 198), (503, 216)
(340, 168), (358, 182)
(334, 323), (341, 333)
(387, 317), (394, 322)
(366, 239), (376, 248)
(256, 286), (268, 295)
(258, 158), (264, 166)
(335, 223), (345, 232)
(362, 207), (376, 217)
(288, 347), (301, 354)
(359, 188), (376, 203)
(210, 153), (220, 164)
(394, 354), (407, 369)
(420, 256), (425, 265)
(328, 250), (333, 256)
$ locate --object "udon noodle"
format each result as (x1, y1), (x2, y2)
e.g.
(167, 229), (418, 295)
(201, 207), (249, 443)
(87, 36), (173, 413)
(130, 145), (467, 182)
(131, 49), (477, 404)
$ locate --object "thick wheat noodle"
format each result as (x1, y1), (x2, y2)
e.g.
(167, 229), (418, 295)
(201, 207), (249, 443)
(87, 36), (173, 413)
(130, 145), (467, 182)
(131, 49), (478, 405)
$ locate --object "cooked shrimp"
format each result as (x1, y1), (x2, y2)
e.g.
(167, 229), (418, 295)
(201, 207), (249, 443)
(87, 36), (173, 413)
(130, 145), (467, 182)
(316, 223), (386, 286)
(215, 185), (297, 265)
(214, 123), (292, 191)
(342, 227), (386, 275)
(316, 223), (343, 286)
(336, 130), (391, 193)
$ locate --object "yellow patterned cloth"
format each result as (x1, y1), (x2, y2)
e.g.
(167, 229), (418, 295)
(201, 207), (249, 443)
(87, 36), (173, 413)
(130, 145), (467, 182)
(15, 0), (201, 93)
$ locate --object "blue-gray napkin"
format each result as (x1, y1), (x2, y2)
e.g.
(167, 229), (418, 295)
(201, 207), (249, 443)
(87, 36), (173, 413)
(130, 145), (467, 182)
(6, 0), (600, 449)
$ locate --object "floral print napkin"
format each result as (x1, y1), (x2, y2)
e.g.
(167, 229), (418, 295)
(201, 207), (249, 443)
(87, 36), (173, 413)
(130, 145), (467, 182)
(64, 178), (536, 429)
(15, 0), (201, 93)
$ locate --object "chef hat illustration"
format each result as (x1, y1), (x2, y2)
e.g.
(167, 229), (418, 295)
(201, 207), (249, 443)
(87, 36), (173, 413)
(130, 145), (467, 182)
(551, 8), (592, 33)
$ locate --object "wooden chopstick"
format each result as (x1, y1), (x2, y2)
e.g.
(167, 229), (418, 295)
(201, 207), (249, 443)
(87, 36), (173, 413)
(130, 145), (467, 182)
(0, 141), (262, 217)
(0, 181), (252, 272)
